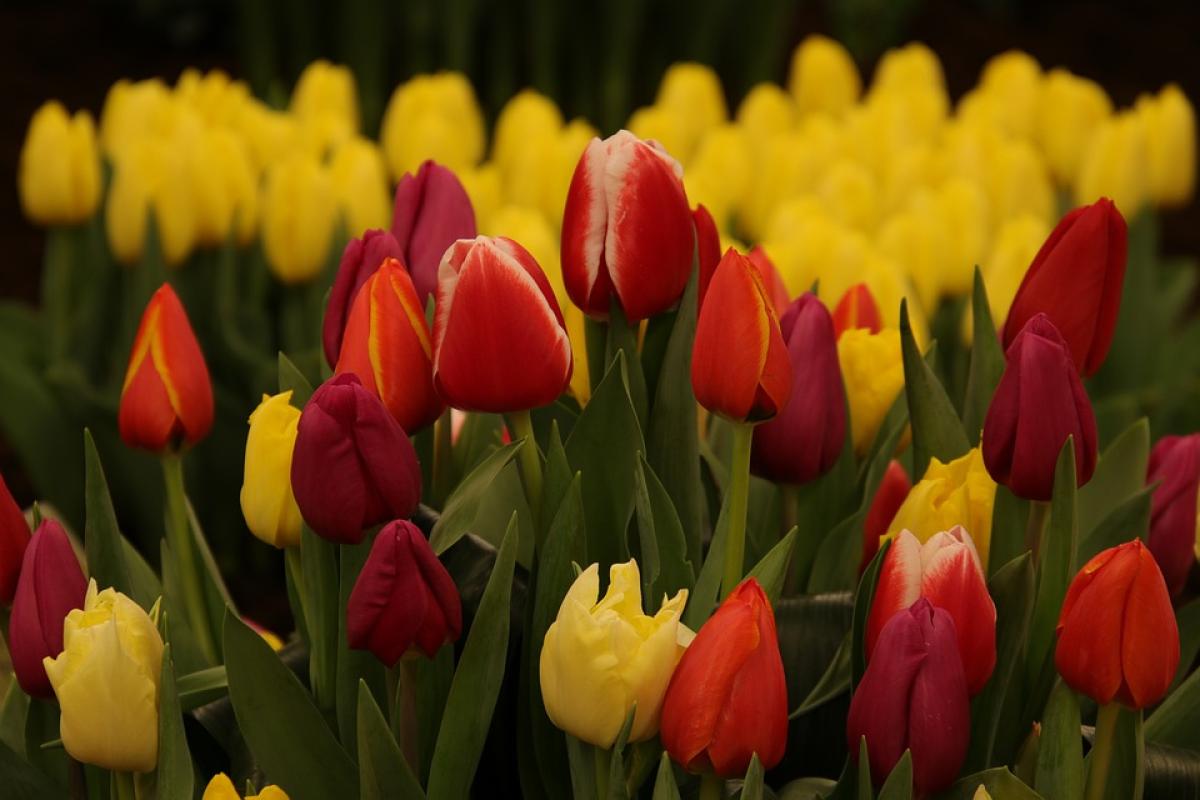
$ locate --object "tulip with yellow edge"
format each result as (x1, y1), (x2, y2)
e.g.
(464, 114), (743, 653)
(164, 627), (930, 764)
(837, 328), (904, 457)
(18, 101), (102, 227)
(380, 72), (485, 179)
(261, 152), (336, 283)
(788, 35), (861, 118)
(204, 773), (290, 800)
(329, 137), (391, 236)
(241, 392), (303, 549)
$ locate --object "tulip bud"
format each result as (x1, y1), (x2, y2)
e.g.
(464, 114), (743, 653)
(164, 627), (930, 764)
(240, 392), (303, 549)
(656, 62), (728, 155)
(0, 475), (31, 605)
(433, 236), (572, 413)
(1076, 112), (1149, 220)
(977, 51), (1043, 141)
(694, 204), (722, 307)
(391, 160), (478, 304)
(1056, 540), (1179, 709)
(1137, 84), (1196, 208)
(1037, 69), (1113, 186)
(119, 284), (213, 452)
(539, 118), (599, 227)
(661, 578), (787, 777)
(329, 137), (391, 237)
(983, 314), (1098, 501)
(380, 72), (485, 179)
(692, 249), (791, 422)
(847, 598), (970, 794)
(746, 246), (790, 316)
(540, 561), (689, 747)
(18, 101), (102, 226)
(735, 83), (796, 147)
(261, 152), (336, 284)
(203, 772), (290, 800)
(289, 60), (359, 135)
(1001, 198), (1127, 377)
(837, 328), (904, 456)
(788, 35), (861, 118)
(322, 229), (406, 367)
(872, 43), (946, 97)
(9, 519), (87, 697)
(106, 137), (198, 267)
(968, 214), (1051, 341)
(291, 374), (422, 544)
(188, 127), (258, 248)
(562, 130), (694, 321)
(860, 460), (910, 573)
(347, 520), (461, 666)
(832, 283), (883, 337)
(1146, 434), (1200, 597)
(44, 580), (165, 772)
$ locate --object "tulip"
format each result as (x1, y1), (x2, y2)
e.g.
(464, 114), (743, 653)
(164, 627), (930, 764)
(694, 204), (722, 307)
(847, 598), (970, 795)
(18, 101), (101, 226)
(240, 392), (303, 549)
(329, 137), (391, 237)
(984, 314), (1098, 501)
(539, 118), (599, 227)
(976, 51), (1043, 140)
(561, 130), (694, 321)
(540, 561), (689, 747)
(347, 520), (461, 666)
(391, 160), (478, 303)
(379, 72), (485, 179)
(457, 163), (502, 232)
(660, 578), (787, 777)
(119, 284), (213, 452)
(106, 137), (197, 267)
(626, 105), (691, 169)
(788, 35), (861, 117)
(872, 43), (946, 96)
(0, 474), (30, 605)
(684, 126), (752, 228)
(1000, 199), (1127, 377)
(1138, 84), (1196, 208)
(289, 59), (358, 135)
(837, 328), (904, 457)
(1037, 69), (1113, 186)
(860, 460), (911, 573)
(832, 283), (883, 337)
(1146, 434), (1200, 597)
(175, 68), (250, 128)
(261, 152), (336, 283)
(98, 78), (172, 159)
(1076, 112), (1149, 219)
(9, 519), (87, 697)
(44, 580), (164, 773)
(291, 374), (422, 544)
(322, 229), (406, 367)
(492, 90), (562, 209)
(735, 83), (796, 147)
(967, 214), (1050, 341)
(188, 127), (258, 247)
(656, 62), (728, 157)
(203, 773), (290, 800)
(746, 246), (790, 316)
(432, 236), (572, 413)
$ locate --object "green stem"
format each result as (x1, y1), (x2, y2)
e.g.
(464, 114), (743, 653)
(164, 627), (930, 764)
(1026, 500), (1051, 564)
(42, 225), (76, 365)
(392, 659), (420, 771)
(1085, 703), (1121, 800)
(111, 770), (135, 800)
(508, 410), (544, 527)
(594, 745), (612, 800)
(161, 454), (217, 664)
(284, 547), (309, 637)
(699, 772), (724, 800)
(722, 422), (754, 599)
(431, 409), (454, 509)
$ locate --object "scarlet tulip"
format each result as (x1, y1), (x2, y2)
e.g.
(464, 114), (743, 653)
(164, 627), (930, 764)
(691, 249), (791, 421)
(290, 374), (421, 544)
(847, 598), (970, 794)
(322, 229), (405, 367)
(119, 284), (214, 452)
(346, 520), (461, 665)
(432, 236), (572, 412)
(746, 246), (791, 315)
(1146, 434), (1200, 596)
(694, 204), (721, 307)
(860, 460), (910, 573)
(391, 160), (477, 303)
(983, 314), (1097, 501)
(1000, 198), (1128, 376)
(660, 579), (787, 777)
(751, 293), (846, 483)
(0, 474), (30, 604)
(832, 283), (883, 337)
(562, 130), (694, 321)
(9, 519), (87, 697)
(1056, 540), (1179, 709)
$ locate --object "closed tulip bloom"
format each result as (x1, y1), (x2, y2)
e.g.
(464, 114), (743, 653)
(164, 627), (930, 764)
(837, 328), (903, 456)
(188, 127), (258, 247)
(391, 160), (478, 303)
(562, 130), (694, 321)
(433, 236), (572, 412)
(347, 520), (461, 665)
(329, 137), (391, 236)
(380, 72), (485, 179)
(240, 392), (303, 549)
(967, 214), (1051, 341)
(788, 35), (861, 117)
(984, 314), (1098, 501)
(203, 773), (290, 800)
(492, 90), (563, 181)
(1056, 540), (1179, 709)
(0, 474), (31, 604)
(540, 561), (689, 747)
(539, 118), (599, 227)
(735, 83), (796, 146)
(44, 580), (164, 772)
(290, 374), (422, 544)
(1137, 84), (1196, 208)
(694, 204), (722, 307)
(847, 598), (970, 794)
(656, 62), (727, 148)
(1146, 434), (1200, 597)
(289, 60), (359, 134)
(106, 137), (197, 267)
(322, 229), (406, 367)
(261, 152), (336, 283)
(860, 460), (911, 573)
(1001, 199), (1127, 377)
(1076, 112), (1148, 220)
(746, 246), (790, 316)
(832, 283), (883, 337)
(9, 519), (87, 697)
(1037, 69), (1113, 186)
(18, 101), (101, 226)
(119, 284), (213, 452)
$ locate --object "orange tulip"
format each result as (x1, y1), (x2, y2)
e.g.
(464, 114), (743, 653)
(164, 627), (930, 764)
(832, 283), (883, 337)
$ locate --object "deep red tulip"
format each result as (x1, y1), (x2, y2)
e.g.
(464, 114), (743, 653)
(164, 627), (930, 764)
(983, 313), (1098, 501)
(1056, 540), (1179, 709)
(8, 519), (87, 697)
(118, 284), (213, 452)
(694, 204), (721, 309)
(1146, 434), (1200, 597)
(1001, 198), (1127, 377)
(751, 293), (845, 484)
(322, 229), (405, 367)
(660, 579), (787, 777)
(848, 598), (970, 795)
(832, 283), (883, 338)
(691, 249), (791, 422)
(433, 236), (572, 412)
(0, 474), (31, 604)
(391, 160), (477, 304)
(859, 461), (911, 574)
(346, 520), (462, 665)
(562, 130), (693, 321)
(290, 373), (421, 544)
(746, 246), (791, 316)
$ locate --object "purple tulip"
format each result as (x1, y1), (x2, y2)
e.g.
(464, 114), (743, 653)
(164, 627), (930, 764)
(392, 160), (477, 304)
(1147, 434), (1200, 597)
(323, 229), (406, 368)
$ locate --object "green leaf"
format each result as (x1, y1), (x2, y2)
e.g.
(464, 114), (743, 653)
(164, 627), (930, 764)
(633, 455), (696, 607)
(301, 525), (339, 711)
(427, 515), (519, 799)
(1171, 599), (1200, 691)
(684, 489), (729, 630)
(606, 298), (649, 427)
(941, 767), (1043, 799)
(83, 430), (156, 609)
(468, 460), (536, 567)
(177, 665), (228, 711)
(1078, 419), (1150, 538)
(1077, 486), (1152, 568)
(185, 497), (237, 654)
(853, 541), (890, 687)
(1088, 707), (1144, 800)
(414, 644), (454, 784)
(567, 735), (597, 800)
(337, 538), (386, 751)
(900, 299), (970, 478)
(858, 737), (873, 799)
(877, 750), (912, 800)
(155, 645), (194, 800)
(541, 420), (574, 540)
(357, 681), (425, 800)
(0, 739), (62, 800)
(790, 632), (851, 718)
(606, 706), (637, 800)
(1146, 663), (1200, 750)
(1034, 681), (1083, 799)
(23, 699), (65, 788)
(430, 441), (523, 554)
(988, 486), (1030, 580)
(652, 752), (681, 800)
(741, 753), (765, 800)
(0, 680), (29, 756)
(962, 267), (1006, 445)
(778, 777), (838, 799)
(747, 527), (797, 605)
(278, 351), (315, 406)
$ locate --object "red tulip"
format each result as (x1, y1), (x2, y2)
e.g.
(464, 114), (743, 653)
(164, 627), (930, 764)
(1001, 198), (1127, 377)
(694, 204), (721, 309)
(866, 527), (996, 695)
(290, 373), (421, 544)
(751, 293), (846, 483)
(746, 246), (791, 316)
(1146, 434), (1200, 597)
(391, 160), (477, 304)
(433, 236), (572, 412)
(0, 474), (31, 604)
(335, 258), (444, 432)
(847, 598), (970, 795)
(660, 578), (787, 777)
(859, 461), (911, 574)
(118, 284), (213, 452)
(983, 313), (1098, 501)
(691, 249), (791, 422)
(322, 229), (405, 367)
(1056, 539), (1179, 709)
(832, 283), (883, 338)
(346, 520), (461, 665)
(8, 519), (87, 697)
(562, 130), (693, 321)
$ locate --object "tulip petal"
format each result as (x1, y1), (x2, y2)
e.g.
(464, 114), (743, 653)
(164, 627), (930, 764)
(1118, 546), (1179, 708)
(865, 530), (923, 661)
(918, 530), (997, 695)
(1054, 545), (1136, 704)
(907, 607), (971, 795)
(561, 138), (612, 317)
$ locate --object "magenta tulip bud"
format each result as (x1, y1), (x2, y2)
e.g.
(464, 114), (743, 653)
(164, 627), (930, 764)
(0, 474), (31, 605)
(8, 519), (87, 697)
(751, 293), (847, 484)
(346, 520), (462, 665)
(982, 313), (1098, 501)
(847, 598), (970, 795)
(291, 374), (422, 544)
(1146, 434), (1200, 597)
(323, 229), (406, 367)
(392, 160), (477, 304)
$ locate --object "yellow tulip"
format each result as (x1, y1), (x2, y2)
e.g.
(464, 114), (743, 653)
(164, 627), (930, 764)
(689, 125), (753, 212)
(18, 101), (102, 226)
(788, 35), (861, 117)
(380, 72), (485, 179)
(1137, 84), (1196, 208)
(934, 178), (991, 292)
(106, 138), (197, 267)
(986, 138), (1054, 231)
(879, 144), (937, 214)
(261, 152), (336, 283)
(1036, 69), (1112, 185)
(290, 60), (359, 135)
(190, 127), (259, 247)
(818, 159), (878, 233)
(176, 68), (252, 129)
(854, 85), (949, 170)
(739, 122), (835, 240)
(44, 580), (164, 773)
(329, 137), (391, 237)
(735, 83), (797, 146)
(241, 392), (303, 549)
(203, 773), (290, 800)
(626, 105), (692, 165)
(99, 78), (173, 160)
(938, 118), (1006, 190)
(457, 163), (503, 233)
(656, 62), (728, 157)
(964, 213), (1051, 342)
(976, 50), (1043, 140)
(1075, 111), (1149, 220)
(837, 328), (904, 457)
(888, 447), (997, 569)
(539, 119), (598, 228)
(540, 561), (690, 747)
(492, 89), (563, 208)
(235, 101), (304, 174)
(973, 787), (993, 800)
(871, 42), (946, 97)
(876, 205), (951, 312)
